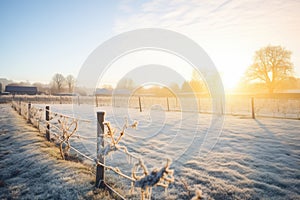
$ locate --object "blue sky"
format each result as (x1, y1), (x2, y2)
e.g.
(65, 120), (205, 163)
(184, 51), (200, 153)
(1, 0), (300, 89)
(0, 0), (117, 82)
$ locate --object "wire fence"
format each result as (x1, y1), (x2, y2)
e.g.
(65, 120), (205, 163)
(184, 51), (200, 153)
(11, 100), (175, 200)
(5, 94), (300, 119)
(9, 94), (300, 199)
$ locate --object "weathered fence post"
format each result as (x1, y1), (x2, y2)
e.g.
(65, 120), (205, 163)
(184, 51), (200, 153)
(60, 96), (62, 104)
(138, 96), (142, 112)
(251, 97), (255, 119)
(77, 95), (80, 106)
(18, 100), (21, 115)
(167, 97), (170, 111)
(220, 98), (224, 115)
(96, 111), (105, 188)
(27, 102), (31, 123)
(46, 106), (50, 141)
(95, 95), (98, 107)
(198, 98), (201, 113)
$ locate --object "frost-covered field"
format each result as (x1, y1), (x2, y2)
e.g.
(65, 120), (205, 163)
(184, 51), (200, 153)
(40, 104), (300, 199)
(0, 104), (122, 200)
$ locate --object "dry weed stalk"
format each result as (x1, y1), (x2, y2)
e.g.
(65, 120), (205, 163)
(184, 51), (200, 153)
(102, 119), (174, 200)
(57, 116), (78, 159)
(180, 178), (191, 196)
(102, 119), (138, 156)
(132, 159), (174, 200)
(29, 107), (43, 128)
(191, 189), (202, 200)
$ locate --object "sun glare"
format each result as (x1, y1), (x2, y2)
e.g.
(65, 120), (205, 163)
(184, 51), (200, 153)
(222, 76), (239, 91)
(221, 67), (246, 91)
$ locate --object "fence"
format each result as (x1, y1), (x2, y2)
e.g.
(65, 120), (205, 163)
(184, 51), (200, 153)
(11, 100), (175, 200)
(6, 94), (300, 119)
(2, 94), (91, 104)
(110, 95), (300, 119)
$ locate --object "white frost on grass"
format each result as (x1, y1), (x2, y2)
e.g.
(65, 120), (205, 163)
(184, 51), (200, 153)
(0, 104), (120, 200)
(32, 104), (300, 199)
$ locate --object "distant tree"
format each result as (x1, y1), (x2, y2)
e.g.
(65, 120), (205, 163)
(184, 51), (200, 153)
(169, 82), (180, 93)
(8, 81), (31, 86)
(52, 73), (65, 93)
(276, 76), (298, 91)
(74, 87), (87, 96)
(245, 45), (294, 94)
(116, 78), (135, 89)
(181, 81), (192, 92)
(190, 69), (203, 94)
(66, 75), (76, 93)
(101, 84), (113, 90)
(32, 82), (49, 94)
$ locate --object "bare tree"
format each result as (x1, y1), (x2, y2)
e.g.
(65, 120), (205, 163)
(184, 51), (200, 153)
(66, 75), (75, 93)
(52, 73), (65, 93)
(246, 45), (294, 94)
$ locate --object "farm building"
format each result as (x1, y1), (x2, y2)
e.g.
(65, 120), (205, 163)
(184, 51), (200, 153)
(5, 85), (38, 95)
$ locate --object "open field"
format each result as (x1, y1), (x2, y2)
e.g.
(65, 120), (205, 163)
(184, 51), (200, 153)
(1, 101), (299, 199)
(44, 104), (300, 199)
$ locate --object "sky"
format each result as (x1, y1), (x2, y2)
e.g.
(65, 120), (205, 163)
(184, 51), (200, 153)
(1, 0), (300, 90)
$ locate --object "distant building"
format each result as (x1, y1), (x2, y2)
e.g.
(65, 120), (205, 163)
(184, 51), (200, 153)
(5, 85), (38, 95)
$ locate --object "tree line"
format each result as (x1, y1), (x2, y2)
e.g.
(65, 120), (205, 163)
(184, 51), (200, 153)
(51, 74), (75, 94)
(114, 45), (299, 95)
(2, 74), (83, 95)
(2, 45), (299, 96)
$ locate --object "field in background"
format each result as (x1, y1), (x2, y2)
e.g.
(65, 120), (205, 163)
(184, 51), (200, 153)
(1, 94), (300, 119)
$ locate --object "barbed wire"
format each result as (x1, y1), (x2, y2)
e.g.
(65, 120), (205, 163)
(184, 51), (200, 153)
(47, 109), (92, 123)
(12, 101), (174, 200)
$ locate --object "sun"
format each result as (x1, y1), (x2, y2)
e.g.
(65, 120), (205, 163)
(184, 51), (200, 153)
(221, 70), (243, 91)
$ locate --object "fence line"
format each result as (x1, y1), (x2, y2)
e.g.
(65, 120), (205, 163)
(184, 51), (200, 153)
(11, 100), (127, 198)
(11, 100), (175, 200)
(3, 94), (300, 119)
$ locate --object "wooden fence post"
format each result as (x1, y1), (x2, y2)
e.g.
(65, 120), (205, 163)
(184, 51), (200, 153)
(46, 106), (50, 141)
(77, 95), (80, 106)
(96, 111), (105, 188)
(198, 98), (201, 113)
(138, 96), (142, 112)
(18, 100), (21, 115)
(251, 97), (255, 119)
(167, 97), (170, 111)
(95, 95), (98, 107)
(220, 98), (224, 115)
(27, 102), (31, 123)
(60, 96), (62, 104)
